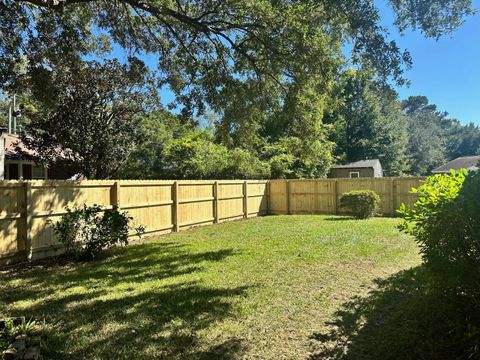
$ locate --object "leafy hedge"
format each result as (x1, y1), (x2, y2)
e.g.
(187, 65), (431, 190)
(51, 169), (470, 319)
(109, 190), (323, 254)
(398, 169), (480, 299)
(339, 190), (380, 219)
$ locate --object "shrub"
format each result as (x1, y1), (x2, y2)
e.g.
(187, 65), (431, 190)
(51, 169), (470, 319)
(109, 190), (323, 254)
(339, 190), (380, 219)
(398, 169), (480, 299)
(0, 317), (45, 358)
(52, 204), (144, 260)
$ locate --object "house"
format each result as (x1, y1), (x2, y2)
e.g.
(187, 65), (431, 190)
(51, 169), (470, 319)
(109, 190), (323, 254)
(431, 156), (480, 174)
(0, 129), (72, 180)
(328, 159), (383, 178)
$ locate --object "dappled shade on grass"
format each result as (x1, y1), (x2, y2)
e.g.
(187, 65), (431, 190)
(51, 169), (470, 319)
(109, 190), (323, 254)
(1, 243), (246, 359)
(310, 266), (480, 360)
(1, 215), (421, 359)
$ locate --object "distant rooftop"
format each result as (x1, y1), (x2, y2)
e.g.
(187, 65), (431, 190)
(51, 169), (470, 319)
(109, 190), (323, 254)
(330, 159), (381, 169)
(432, 156), (480, 173)
(3, 133), (36, 160)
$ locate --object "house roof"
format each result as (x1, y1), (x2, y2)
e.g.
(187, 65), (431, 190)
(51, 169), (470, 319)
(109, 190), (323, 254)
(3, 133), (36, 160)
(432, 156), (480, 173)
(330, 159), (381, 169)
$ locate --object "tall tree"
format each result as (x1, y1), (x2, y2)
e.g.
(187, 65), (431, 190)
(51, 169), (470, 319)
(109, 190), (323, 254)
(1, 0), (475, 180)
(2, 1), (475, 112)
(21, 59), (156, 179)
(402, 96), (447, 175)
(445, 121), (480, 159)
(327, 71), (410, 176)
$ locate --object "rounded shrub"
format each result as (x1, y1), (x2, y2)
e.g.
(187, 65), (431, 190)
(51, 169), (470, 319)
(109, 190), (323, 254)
(339, 190), (380, 219)
(52, 204), (145, 260)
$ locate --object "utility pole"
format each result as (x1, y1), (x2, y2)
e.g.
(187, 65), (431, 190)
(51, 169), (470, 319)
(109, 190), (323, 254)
(8, 100), (12, 133)
(7, 94), (21, 134)
(13, 94), (16, 134)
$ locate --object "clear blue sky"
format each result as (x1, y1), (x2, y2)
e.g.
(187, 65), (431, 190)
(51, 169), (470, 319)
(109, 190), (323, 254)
(376, 0), (480, 125)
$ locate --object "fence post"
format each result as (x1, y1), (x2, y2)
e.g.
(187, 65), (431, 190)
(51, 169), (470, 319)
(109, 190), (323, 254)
(243, 180), (248, 219)
(391, 178), (396, 216)
(287, 180), (292, 215)
(214, 181), (219, 223)
(173, 181), (179, 232)
(112, 181), (121, 209)
(333, 180), (339, 215)
(24, 182), (33, 260)
(266, 181), (270, 215)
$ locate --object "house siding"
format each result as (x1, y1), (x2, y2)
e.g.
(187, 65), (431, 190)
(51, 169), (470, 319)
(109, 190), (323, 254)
(328, 167), (374, 178)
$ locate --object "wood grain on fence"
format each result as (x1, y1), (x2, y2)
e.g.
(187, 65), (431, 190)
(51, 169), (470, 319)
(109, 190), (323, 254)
(268, 178), (424, 216)
(0, 180), (268, 265)
(0, 177), (422, 265)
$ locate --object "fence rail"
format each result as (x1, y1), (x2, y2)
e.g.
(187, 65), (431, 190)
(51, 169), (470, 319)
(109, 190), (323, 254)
(0, 177), (423, 265)
(0, 179), (268, 265)
(268, 177), (423, 216)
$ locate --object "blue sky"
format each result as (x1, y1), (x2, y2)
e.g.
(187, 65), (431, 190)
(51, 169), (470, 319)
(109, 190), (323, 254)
(376, 0), (480, 125)
(112, 2), (480, 125)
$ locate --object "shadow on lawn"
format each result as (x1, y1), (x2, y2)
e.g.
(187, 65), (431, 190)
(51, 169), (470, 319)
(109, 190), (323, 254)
(322, 216), (356, 221)
(309, 266), (479, 360)
(0, 241), (248, 359)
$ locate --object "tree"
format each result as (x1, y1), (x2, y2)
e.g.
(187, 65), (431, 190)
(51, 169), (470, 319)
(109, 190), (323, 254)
(21, 59), (156, 179)
(117, 110), (191, 179)
(445, 121), (480, 159)
(118, 111), (271, 179)
(0, 95), (9, 127)
(2, 0), (475, 181)
(402, 96), (447, 175)
(327, 71), (410, 176)
(402, 96), (480, 174)
(2, 1), (475, 112)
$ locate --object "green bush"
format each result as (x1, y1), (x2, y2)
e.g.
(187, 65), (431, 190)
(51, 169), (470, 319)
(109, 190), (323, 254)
(398, 169), (480, 299)
(52, 204), (144, 260)
(339, 190), (380, 219)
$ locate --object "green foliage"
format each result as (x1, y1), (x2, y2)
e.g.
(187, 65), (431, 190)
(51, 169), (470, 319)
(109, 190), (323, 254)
(20, 59), (156, 179)
(401, 96), (480, 175)
(0, 95), (9, 126)
(226, 148), (270, 179)
(0, 317), (44, 356)
(328, 70), (410, 176)
(4, 0), (474, 96)
(445, 121), (480, 160)
(398, 169), (480, 299)
(389, 0), (475, 38)
(52, 204), (144, 260)
(339, 190), (380, 219)
(402, 96), (447, 175)
(118, 113), (271, 179)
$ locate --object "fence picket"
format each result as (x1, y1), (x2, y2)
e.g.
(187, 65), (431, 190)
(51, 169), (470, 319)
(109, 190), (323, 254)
(0, 178), (420, 265)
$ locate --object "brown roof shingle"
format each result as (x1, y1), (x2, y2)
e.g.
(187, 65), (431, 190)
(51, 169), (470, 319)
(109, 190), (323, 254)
(3, 133), (37, 160)
(432, 156), (480, 173)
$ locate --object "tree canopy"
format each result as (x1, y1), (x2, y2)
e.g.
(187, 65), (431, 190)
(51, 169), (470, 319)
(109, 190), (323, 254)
(21, 59), (156, 179)
(1, 0), (477, 179)
(326, 70), (409, 176)
(1, 1), (475, 112)
(402, 96), (480, 175)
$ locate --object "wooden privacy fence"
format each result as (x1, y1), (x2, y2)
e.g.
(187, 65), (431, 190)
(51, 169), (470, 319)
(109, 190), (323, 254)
(268, 177), (424, 216)
(0, 180), (268, 265)
(0, 177), (424, 265)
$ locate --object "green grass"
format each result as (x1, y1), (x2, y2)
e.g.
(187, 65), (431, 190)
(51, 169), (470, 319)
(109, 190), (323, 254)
(0, 215), (424, 359)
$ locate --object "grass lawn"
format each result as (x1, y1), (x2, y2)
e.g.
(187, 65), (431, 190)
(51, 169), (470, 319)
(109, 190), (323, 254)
(0, 215), (429, 359)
